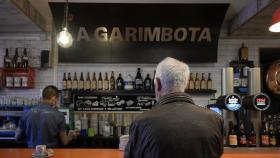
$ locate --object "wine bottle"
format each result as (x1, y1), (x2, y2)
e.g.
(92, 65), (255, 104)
(200, 73), (207, 90)
(207, 73), (213, 90)
(269, 123), (277, 147)
(85, 72), (91, 91)
(4, 48), (11, 68)
(110, 71), (115, 90)
(78, 72), (84, 90)
(188, 73), (194, 90)
(91, 72), (97, 90)
(238, 122), (247, 147)
(116, 73), (124, 90)
(135, 68), (143, 90)
(247, 123), (256, 147)
(66, 72), (72, 90)
(104, 72), (109, 90)
(194, 73), (200, 90)
(260, 121), (269, 147)
(144, 74), (152, 90)
(22, 48), (29, 68)
(98, 72), (103, 90)
(239, 43), (248, 62)
(72, 72), (78, 90)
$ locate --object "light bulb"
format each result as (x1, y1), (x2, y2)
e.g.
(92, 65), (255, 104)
(269, 22), (280, 32)
(56, 27), (73, 48)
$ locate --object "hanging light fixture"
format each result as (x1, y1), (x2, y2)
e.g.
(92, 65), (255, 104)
(56, 0), (73, 48)
(269, 8), (280, 32)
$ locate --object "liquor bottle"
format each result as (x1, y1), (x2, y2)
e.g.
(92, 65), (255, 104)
(110, 71), (115, 90)
(238, 122), (247, 147)
(135, 68), (143, 90)
(260, 121), (269, 147)
(247, 123), (256, 147)
(84, 72), (91, 91)
(66, 72), (72, 90)
(104, 72), (109, 90)
(91, 72), (97, 90)
(194, 73), (200, 90)
(207, 73), (213, 90)
(4, 48), (12, 68)
(239, 43), (248, 62)
(228, 121), (238, 147)
(116, 73), (124, 90)
(144, 74), (152, 91)
(62, 72), (67, 90)
(72, 72), (78, 90)
(98, 72), (103, 90)
(269, 123), (277, 147)
(188, 73), (194, 90)
(13, 48), (21, 68)
(78, 72), (84, 90)
(22, 48), (29, 68)
(151, 70), (156, 90)
(200, 73), (207, 90)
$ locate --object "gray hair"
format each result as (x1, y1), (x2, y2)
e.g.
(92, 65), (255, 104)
(155, 57), (190, 93)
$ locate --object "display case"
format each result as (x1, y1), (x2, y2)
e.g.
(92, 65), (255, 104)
(2, 68), (35, 88)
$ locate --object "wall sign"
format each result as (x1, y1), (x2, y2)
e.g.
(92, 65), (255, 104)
(49, 3), (229, 63)
(74, 95), (155, 112)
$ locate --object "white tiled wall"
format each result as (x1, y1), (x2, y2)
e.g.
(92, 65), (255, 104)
(1, 34), (280, 106)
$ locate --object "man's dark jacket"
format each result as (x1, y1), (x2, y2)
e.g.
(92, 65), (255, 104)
(124, 92), (224, 158)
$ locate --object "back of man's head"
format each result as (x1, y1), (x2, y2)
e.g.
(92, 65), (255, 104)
(155, 57), (190, 94)
(42, 85), (59, 100)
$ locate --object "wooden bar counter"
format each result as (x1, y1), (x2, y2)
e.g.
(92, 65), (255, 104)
(0, 148), (280, 158)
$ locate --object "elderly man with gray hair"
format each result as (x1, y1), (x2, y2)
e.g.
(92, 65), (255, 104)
(124, 57), (223, 158)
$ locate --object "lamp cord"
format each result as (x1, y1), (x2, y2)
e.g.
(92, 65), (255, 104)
(63, 0), (69, 29)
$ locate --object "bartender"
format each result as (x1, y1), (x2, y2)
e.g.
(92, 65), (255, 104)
(15, 85), (77, 148)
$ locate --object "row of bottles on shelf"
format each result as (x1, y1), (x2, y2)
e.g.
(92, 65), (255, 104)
(5, 76), (29, 88)
(0, 96), (40, 109)
(74, 113), (138, 137)
(62, 68), (155, 91)
(227, 114), (280, 147)
(4, 48), (29, 68)
(187, 72), (213, 90)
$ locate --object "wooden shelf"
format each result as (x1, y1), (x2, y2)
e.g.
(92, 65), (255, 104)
(185, 89), (217, 94)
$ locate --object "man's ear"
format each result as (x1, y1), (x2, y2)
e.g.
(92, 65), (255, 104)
(155, 78), (162, 92)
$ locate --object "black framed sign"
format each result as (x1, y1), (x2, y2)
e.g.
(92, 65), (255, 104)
(50, 3), (229, 63)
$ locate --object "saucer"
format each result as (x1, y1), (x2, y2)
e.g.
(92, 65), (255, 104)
(32, 150), (54, 158)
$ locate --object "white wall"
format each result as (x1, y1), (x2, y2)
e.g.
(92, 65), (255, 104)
(1, 34), (280, 106)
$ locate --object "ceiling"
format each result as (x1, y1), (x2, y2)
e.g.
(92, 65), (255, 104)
(1, 0), (280, 38)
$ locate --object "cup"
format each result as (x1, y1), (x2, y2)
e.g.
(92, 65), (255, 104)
(35, 145), (47, 155)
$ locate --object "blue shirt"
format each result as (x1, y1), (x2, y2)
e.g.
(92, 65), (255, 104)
(19, 103), (67, 148)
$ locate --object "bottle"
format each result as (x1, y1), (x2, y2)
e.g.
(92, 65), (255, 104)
(207, 73), (213, 90)
(104, 72), (109, 90)
(66, 72), (72, 90)
(22, 48), (29, 68)
(78, 72), (84, 90)
(84, 72), (91, 91)
(194, 73), (200, 90)
(13, 48), (20, 68)
(110, 71), (115, 90)
(239, 43), (248, 62)
(144, 74), (152, 91)
(238, 122), (247, 147)
(4, 48), (12, 68)
(135, 68), (143, 90)
(247, 123), (256, 147)
(116, 73), (124, 90)
(72, 72), (78, 90)
(200, 73), (207, 90)
(91, 72), (97, 90)
(228, 121), (238, 147)
(62, 72), (67, 90)
(269, 123), (277, 147)
(188, 73), (194, 90)
(260, 121), (269, 147)
(98, 72), (103, 90)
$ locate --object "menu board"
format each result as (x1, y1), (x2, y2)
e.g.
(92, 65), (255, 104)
(74, 95), (155, 112)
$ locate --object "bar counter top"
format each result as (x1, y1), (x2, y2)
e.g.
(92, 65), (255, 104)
(0, 147), (280, 158)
